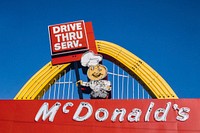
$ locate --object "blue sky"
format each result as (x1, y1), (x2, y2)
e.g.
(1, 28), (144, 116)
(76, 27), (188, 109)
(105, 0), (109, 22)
(0, 0), (199, 99)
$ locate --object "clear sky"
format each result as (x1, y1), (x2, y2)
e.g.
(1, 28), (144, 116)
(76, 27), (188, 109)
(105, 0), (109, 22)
(0, 0), (199, 99)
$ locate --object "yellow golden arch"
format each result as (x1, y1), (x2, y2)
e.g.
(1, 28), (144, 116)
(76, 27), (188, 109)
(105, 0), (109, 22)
(14, 40), (178, 100)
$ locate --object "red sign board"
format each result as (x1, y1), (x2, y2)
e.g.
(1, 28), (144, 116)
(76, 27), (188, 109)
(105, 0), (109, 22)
(49, 20), (97, 65)
(0, 99), (200, 133)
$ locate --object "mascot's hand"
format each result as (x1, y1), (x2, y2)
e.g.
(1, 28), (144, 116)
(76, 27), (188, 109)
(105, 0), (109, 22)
(106, 86), (112, 91)
(76, 80), (83, 86)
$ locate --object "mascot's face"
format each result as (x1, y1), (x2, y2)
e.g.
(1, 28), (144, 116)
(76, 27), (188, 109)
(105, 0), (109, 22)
(87, 64), (107, 80)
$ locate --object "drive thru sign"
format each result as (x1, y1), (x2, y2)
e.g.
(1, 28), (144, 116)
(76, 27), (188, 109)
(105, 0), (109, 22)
(49, 20), (97, 65)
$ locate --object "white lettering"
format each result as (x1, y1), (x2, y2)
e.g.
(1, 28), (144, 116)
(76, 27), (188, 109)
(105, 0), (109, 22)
(35, 102), (61, 122)
(73, 40), (79, 47)
(128, 108), (142, 122)
(111, 108), (126, 122)
(34, 101), (191, 123)
(95, 108), (109, 122)
(76, 23), (82, 30)
(60, 25), (67, 32)
(69, 32), (76, 40)
(177, 107), (190, 121)
(52, 22), (83, 34)
(73, 102), (93, 121)
(173, 104), (190, 121)
(63, 102), (74, 113)
(154, 102), (171, 121)
(61, 42), (67, 49)
(145, 102), (154, 121)
(69, 23), (76, 31)
(61, 33), (69, 41)
(54, 43), (61, 51)
(53, 40), (81, 51)
(55, 32), (83, 43)
(53, 26), (60, 34)
(55, 34), (62, 42)
(67, 41), (73, 48)
(76, 31), (83, 39)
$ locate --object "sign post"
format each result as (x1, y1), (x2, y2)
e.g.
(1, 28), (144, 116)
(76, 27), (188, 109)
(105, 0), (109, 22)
(73, 62), (83, 99)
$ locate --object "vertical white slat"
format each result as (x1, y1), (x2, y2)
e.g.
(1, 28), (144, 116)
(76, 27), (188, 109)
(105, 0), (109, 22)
(42, 89), (45, 100)
(112, 63), (115, 99)
(71, 70), (74, 99)
(117, 66), (120, 99)
(72, 82), (74, 99)
(62, 70), (66, 99)
(142, 88), (144, 99)
(48, 84), (51, 99)
(67, 68), (72, 99)
(53, 79), (57, 99)
(137, 83), (140, 99)
(127, 75), (129, 100)
(121, 70), (125, 99)
(132, 78), (134, 99)
(57, 74), (61, 99)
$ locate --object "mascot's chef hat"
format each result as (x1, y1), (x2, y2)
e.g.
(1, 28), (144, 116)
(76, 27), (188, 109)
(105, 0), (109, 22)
(81, 51), (103, 67)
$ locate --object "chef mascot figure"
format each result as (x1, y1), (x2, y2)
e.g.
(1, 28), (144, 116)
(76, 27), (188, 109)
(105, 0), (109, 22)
(76, 51), (111, 99)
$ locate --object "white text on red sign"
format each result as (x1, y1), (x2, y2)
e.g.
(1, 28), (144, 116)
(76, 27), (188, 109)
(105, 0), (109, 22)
(49, 21), (88, 54)
(35, 101), (190, 123)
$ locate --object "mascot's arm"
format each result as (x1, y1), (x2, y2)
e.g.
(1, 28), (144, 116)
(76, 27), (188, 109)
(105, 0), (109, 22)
(76, 80), (90, 87)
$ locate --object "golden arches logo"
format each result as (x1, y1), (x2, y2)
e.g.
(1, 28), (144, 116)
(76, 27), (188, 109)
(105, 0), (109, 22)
(14, 40), (178, 100)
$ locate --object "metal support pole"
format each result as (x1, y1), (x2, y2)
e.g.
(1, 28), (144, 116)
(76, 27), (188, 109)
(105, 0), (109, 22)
(73, 62), (83, 99)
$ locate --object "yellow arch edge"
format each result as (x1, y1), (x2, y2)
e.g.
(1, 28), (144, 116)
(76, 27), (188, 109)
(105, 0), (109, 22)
(14, 40), (178, 100)
(14, 63), (70, 100)
(96, 41), (178, 99)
